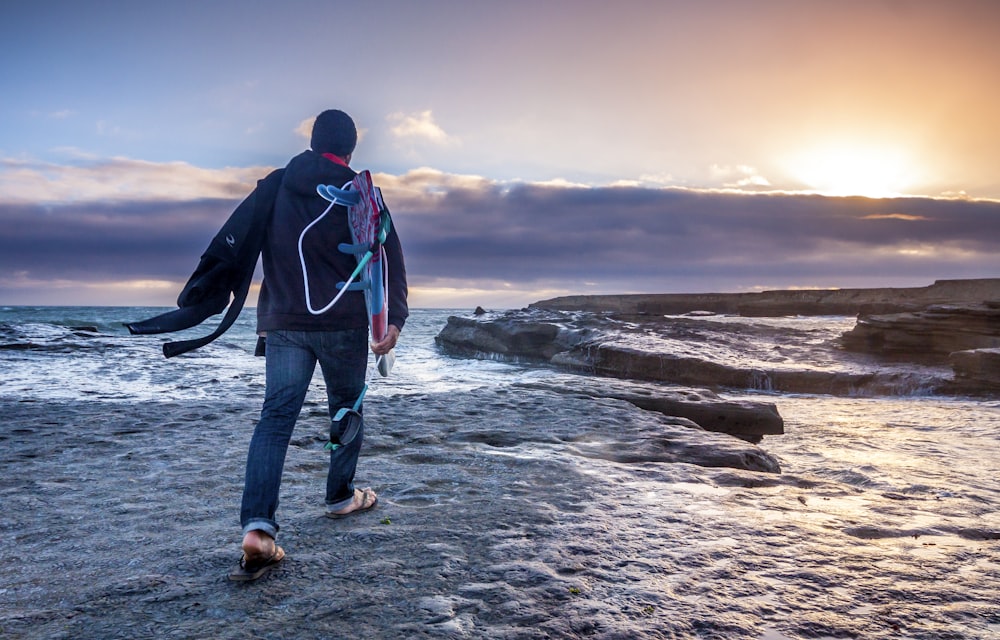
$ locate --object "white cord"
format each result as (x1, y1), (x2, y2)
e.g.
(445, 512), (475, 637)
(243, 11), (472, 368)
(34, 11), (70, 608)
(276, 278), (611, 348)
(299, 199), (360, 315)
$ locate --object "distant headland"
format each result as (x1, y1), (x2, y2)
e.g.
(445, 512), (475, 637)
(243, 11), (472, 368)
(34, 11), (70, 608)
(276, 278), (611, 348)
(529, 278), (1000, 317)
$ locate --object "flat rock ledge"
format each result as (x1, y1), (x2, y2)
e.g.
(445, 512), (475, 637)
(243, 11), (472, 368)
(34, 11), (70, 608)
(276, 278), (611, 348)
(517, 378), (783, 444)
(840, 302), (1000, 360)
(531, 278), (1000, 317)
(435, 314), (785, 442)
(453, 279), (1000, 397)
(948, 347), (1000, 392)
(434, 309), (957, 401)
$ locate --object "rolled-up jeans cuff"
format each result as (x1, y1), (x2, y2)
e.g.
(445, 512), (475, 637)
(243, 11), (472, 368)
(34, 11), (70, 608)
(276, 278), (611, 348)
(243, 519), (278, 540)
(325, 492), (356, 513)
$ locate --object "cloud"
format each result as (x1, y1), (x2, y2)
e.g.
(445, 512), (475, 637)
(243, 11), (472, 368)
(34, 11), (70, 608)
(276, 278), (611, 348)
(709, 164), (771, 189)
(636, 172), (676, 187)
(861, 213), (928, 221)
(372, 167), (495, 205)
(0, 155), (269, 204)
(0, 271), (180, 306)
(1, 163), (998, 307)
(387, 110), (458, 146)
(407, 279), (574, 310)
(385, 174), (1000, 293)
(295, 116), (313, 142)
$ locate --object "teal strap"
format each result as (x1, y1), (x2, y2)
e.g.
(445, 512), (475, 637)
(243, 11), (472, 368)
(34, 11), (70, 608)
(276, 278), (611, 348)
(336, 281), (369, 292)
(338, 242), (367, 256)
(326, 386), (368, 451)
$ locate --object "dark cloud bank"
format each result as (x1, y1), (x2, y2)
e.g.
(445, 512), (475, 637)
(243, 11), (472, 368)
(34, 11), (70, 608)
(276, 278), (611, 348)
(3, 184), (998, 299)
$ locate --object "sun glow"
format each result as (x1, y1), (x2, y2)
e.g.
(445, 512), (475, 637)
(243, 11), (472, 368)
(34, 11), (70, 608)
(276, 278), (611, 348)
(785, 146), (918, 198)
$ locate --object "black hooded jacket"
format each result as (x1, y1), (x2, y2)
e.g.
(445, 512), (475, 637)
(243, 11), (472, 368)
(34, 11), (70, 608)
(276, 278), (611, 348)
(257, 150), (408, 333)
(126, 150), (407, 356)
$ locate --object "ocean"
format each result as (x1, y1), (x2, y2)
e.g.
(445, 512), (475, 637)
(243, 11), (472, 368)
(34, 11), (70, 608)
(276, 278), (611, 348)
(0, 306), (553, 404)
(2, 305), (999, 638)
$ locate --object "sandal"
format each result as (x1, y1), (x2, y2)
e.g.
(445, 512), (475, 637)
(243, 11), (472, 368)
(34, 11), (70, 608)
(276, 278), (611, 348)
(229, 545), (285, 582)
(325, 487), (378, 519)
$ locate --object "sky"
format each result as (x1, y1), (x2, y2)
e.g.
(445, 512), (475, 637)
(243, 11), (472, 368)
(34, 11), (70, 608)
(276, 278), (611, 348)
(2, 0), (999, 309)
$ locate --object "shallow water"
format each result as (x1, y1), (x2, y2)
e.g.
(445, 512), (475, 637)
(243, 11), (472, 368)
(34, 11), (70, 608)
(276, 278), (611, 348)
(2, 306), (998, 638)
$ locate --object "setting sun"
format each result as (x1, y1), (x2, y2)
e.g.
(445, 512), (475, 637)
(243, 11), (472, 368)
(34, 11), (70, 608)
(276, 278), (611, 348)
(784, 146), (919, 198)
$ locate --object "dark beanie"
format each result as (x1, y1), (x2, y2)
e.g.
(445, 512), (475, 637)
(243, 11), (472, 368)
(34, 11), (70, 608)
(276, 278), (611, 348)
(310, 109), (357, 156)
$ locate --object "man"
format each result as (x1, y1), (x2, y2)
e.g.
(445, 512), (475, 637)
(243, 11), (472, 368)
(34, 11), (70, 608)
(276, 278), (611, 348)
(232, 109), (408, 581)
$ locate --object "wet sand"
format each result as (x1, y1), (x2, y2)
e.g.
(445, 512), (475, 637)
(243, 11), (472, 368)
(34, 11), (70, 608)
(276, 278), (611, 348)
(2, 387), (996, 639)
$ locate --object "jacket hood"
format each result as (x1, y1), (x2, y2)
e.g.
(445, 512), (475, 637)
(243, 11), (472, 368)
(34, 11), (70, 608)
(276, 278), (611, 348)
(282, 150), (356, 198)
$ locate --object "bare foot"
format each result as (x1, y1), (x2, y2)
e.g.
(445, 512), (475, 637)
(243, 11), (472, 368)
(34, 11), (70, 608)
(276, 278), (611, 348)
(327, 487), (378, 518)
(231, 531), (285, 581)
(242, 529), (277, 561)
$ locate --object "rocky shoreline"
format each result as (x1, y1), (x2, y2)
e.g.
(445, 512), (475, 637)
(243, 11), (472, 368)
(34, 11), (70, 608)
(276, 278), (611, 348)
(839, 302), (1000, 393)
(436, 279), (1000, 438)
(5, 297), (999, 638)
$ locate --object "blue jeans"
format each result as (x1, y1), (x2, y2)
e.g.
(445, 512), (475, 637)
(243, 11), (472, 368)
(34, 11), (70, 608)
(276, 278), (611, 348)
(240, 328), (368, 539)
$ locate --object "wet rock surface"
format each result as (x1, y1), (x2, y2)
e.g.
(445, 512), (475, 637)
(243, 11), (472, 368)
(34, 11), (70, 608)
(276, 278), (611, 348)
(840, 303), (1000, 361)
(442, 280), (1000, 398)
(1, 389), (781, 639)
(949, 347), (1000, 391)
(517, 378), (784, 443)
(435, 310), (957, 399)
(5, 387), (997, 639)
